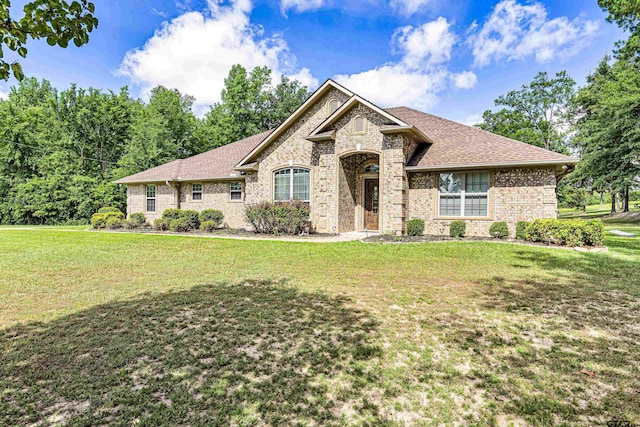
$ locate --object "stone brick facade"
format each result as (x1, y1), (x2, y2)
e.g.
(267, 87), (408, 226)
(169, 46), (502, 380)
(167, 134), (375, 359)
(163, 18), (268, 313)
(407, 167), (558, 237)
(125, 93), (559, 236)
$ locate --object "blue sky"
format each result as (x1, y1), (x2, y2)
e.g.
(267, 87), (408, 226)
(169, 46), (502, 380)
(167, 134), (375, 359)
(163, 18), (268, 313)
(0, 0), (626, 123)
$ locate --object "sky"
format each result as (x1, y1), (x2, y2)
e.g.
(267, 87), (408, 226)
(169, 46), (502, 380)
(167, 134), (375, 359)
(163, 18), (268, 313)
(0, 0), (627, 124)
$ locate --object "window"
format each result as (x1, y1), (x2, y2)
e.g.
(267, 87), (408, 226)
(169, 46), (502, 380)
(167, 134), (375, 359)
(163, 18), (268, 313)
(230, 181), (242, 200)
(328, 99), (339, 114)
(363, 163), (380, 174)
(354, 116), (365, 133)
(192, 183), (202, 201)
(439, 172), (489, 217)
(274, 168), (310, 201)
(146, 185), (156, 212)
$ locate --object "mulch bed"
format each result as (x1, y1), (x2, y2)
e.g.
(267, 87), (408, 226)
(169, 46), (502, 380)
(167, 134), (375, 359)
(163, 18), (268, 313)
(91, 227), (336, 239)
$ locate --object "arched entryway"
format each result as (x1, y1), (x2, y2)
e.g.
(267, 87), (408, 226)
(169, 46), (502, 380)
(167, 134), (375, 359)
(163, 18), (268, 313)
(337, 151), (381, 232)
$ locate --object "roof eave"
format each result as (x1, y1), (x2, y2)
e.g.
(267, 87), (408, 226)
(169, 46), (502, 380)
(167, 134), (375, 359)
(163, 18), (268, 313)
(379, 125), (433, 144)
(405, 159), (578, 172)
(305, 130), (336, 142)
(114, 175), (247, 185)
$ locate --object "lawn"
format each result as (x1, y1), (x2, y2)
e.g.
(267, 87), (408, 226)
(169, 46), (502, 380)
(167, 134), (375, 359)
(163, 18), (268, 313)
(0, 221), (639, 426)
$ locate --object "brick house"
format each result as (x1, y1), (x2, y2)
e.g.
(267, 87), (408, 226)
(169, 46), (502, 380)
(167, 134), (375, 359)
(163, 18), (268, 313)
(115, 80), (577, 236)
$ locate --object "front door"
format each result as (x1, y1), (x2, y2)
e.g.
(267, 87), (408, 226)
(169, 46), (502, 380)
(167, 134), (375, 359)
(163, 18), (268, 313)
(364, 179), (379, 230)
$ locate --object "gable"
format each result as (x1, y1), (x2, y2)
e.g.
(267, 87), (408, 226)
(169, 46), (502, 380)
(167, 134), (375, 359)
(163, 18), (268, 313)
(235, 79), (353, 167)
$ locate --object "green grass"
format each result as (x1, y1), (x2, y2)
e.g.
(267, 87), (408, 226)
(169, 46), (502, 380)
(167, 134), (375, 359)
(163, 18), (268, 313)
(0, 225), (639, 426)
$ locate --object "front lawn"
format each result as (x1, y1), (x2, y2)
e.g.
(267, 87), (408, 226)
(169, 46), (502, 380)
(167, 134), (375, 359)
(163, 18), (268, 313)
(0, 225), (638, 425)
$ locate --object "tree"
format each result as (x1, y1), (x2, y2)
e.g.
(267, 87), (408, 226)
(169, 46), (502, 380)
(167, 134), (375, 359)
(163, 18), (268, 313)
(0, 0), (98, 80)
(198, 65), (310, 148)
(574, 56), (640, 213)
(598, 0), (640, 59)
(117, 86), (198, 176)
(476, 71), (577, 153)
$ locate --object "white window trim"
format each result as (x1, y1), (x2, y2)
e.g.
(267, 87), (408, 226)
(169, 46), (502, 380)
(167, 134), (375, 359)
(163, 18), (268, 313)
(229, 181), (243, 202)
(437, 172), (489, 218)
(191, 183), (203, 202)
(274, 167), (311, 202)
(145, 185), (156, 213)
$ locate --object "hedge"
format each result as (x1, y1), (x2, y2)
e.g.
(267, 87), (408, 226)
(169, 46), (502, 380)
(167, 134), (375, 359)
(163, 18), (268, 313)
(153, 218), (170, 231)
(105, 216), (123, 229)
(169, 218), (191, 232)
(200, 209), (224, 225)
(129, 212), (146, 227)
(489, 222), (509, 239)
(91, 211), (124, 228)
(200, 221), (218, 232)
(516, 221), (529, 240)
(246, 201), (310, 235)
(449, 220), (466, 238)
(525, 219), (604, 247)
(406, 219), (424, 236)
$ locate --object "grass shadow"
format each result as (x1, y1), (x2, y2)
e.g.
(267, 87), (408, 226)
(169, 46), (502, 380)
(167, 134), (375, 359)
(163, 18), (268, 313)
(0, 280), (384, 426)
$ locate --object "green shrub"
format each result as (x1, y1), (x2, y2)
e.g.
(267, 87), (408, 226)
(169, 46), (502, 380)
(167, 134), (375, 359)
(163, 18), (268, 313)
(449, 220), (466, 238)
(169, 218), (191, 232)
(181, 210), (200, 230)
(162, 208), (183, 222)
(91, 211), (124, 229)
(130, 212), (146, 227)
(525, 218), (604, 247)
(489, 221), (509, 239)
(582, 219), (605, 246)
(246, 201), (310, 235)
(200, 209), (224, 225)
(105, 216), (123, 229)
(98, 207), (121, 214)
(200, 221), (218, 232)
(153, 218), (170, 231)
(406, 219), (425, 236)
(124, 219), (138, 229)
(516, 221), (529, 240)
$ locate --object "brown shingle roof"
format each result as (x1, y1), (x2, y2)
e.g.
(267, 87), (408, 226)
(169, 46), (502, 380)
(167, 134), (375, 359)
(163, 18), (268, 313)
(114, 130), (273, 184)
(386, 106), (577, 169)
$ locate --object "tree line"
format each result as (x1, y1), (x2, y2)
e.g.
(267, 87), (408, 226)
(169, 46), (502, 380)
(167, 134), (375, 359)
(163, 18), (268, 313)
(0, 65), (309, 224)
(477, 0), (640, 213)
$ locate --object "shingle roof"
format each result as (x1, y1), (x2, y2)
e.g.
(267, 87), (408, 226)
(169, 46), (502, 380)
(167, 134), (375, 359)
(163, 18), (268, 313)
(386, 106), (577, 169)
(114, 130), (273, 184)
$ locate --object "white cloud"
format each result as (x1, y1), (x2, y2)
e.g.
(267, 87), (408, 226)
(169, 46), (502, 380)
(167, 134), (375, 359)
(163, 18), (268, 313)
(334, 17), (473, 110)
(118, 0), (317, 110)
(469, 0), (599, 67)
(0, 86), (8, 100)
(280, 0), (326, 15)
(460, 113), (483, 126)
(389, 0), (431, 16)
(451, 71), (477, 89)
(392, 17), (455, 67)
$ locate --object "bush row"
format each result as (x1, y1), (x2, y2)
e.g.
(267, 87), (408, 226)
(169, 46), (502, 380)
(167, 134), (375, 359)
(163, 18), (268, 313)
(154, 208), (225, 232)
(405, 217), (604, 247)
(91, 208), (148, 230)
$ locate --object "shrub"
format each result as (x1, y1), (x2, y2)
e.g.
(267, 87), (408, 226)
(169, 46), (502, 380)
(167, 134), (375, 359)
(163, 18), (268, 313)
(181, 210), (201, 230)
(124, 219), (138, 229)
(170, 218), (191, 232)
(200, 209), (224, 225)
(525, 218), (604, 247)
(98, 207), (121, 214)
(246, 201), (310, 235)
(91, 211), (124, 229)
(489, 221), (509, 239)
(406, 219), (425, 236)
(162, 208), (183, 222)
(449, 220), (466, 238)
(200, 221), (218, 232)
(130, 212), (146, 227)
(516, 221), (529, 240)
(582, 219), (605, 246)
(153, 218), (170, 231)
(105, 216), (123, 229)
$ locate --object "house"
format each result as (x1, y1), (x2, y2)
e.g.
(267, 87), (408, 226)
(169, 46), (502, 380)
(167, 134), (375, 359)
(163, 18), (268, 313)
(114, 79), (577, 236)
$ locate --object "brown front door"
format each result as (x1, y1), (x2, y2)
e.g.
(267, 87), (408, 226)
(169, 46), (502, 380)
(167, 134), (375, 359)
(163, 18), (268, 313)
(364, 179), (379, 230)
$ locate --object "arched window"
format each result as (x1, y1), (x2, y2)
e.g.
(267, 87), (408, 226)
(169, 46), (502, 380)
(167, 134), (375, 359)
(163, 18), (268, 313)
(328, 99), (339, 114)
(274, 167), (310, 201)
(354, 116), (365, 133)
(363, 163), (379, 174)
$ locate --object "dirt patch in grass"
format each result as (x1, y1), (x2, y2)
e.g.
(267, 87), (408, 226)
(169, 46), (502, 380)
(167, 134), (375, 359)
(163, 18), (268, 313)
(0, 281), (384, 426)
